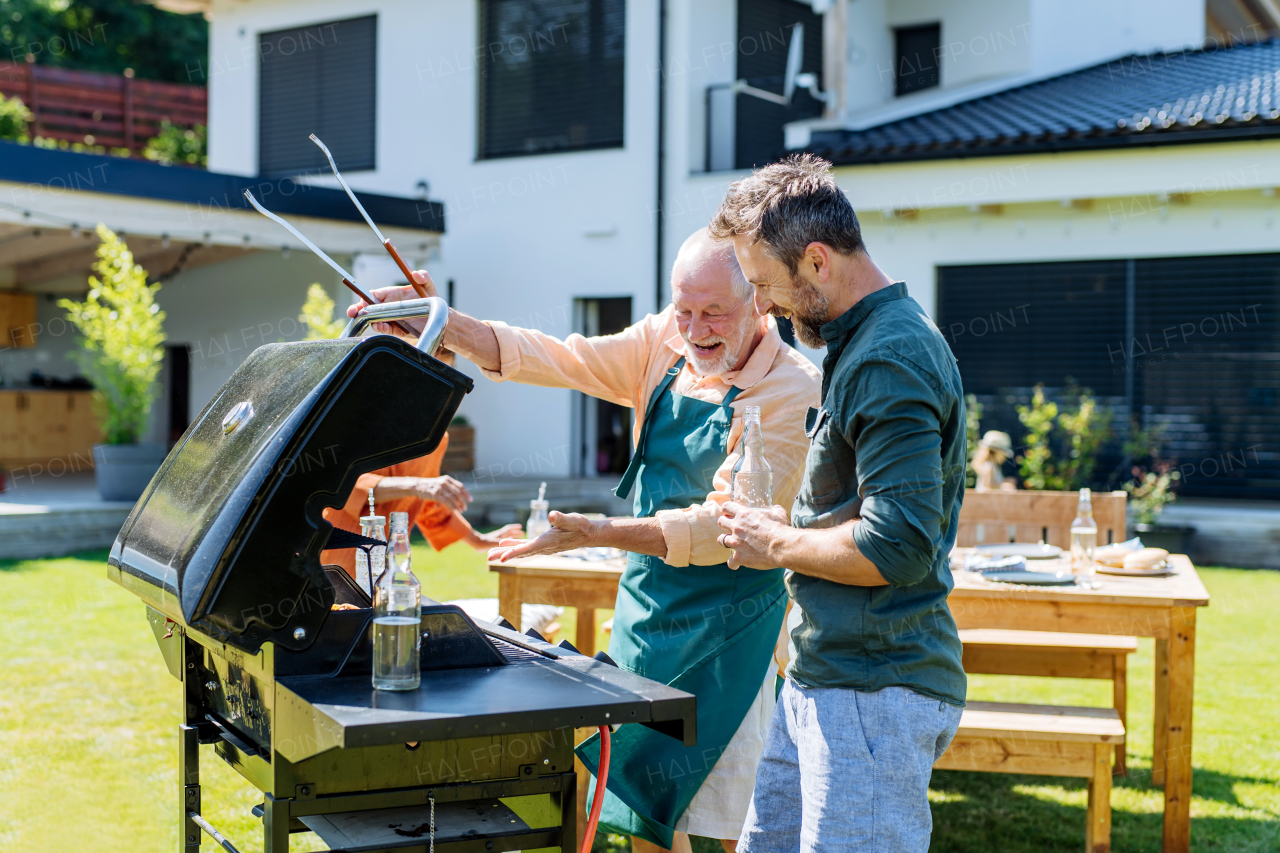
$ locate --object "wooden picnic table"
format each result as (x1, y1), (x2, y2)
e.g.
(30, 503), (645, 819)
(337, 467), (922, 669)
(950, 551), (1210, 853)
(488, 554), (626, 657)
(491, 550), (1210, 853)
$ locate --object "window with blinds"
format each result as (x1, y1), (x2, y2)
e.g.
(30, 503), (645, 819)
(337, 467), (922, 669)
(478, 0), (625, 160)
(939, 254), (1280, 499)
(259, 16), (377, 177)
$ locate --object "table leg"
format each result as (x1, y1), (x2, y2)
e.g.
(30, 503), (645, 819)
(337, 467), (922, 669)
(1113, 654), (1128, 776)
(1161, 607), (1197, 853)
(576, 608), (596, 657)
(498, 575), (523, 631)
(1152, 637), (1168, 787)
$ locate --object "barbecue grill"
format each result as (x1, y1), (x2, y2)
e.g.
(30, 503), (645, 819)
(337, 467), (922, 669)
(108, 297), (696, 853)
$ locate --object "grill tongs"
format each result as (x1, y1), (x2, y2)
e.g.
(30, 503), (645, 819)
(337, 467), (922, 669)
(244, 133), (439, 338)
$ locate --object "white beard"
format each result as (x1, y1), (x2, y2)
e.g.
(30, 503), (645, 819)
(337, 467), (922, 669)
(681, 327), (746, 377)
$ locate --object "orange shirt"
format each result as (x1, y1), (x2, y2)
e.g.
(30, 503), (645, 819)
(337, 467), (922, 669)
(320, 432), (471, 577)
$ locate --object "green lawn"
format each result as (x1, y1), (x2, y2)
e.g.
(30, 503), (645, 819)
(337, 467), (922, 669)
(0, 545), (1275, 852)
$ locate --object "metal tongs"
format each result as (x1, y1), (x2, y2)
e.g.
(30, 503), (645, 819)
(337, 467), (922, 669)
(243, 138), (428, 337)
(308, 134), (429, 300)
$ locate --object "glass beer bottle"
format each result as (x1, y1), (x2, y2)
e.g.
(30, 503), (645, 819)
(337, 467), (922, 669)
(731, 406), (773, 508)
(373, 512), (421, 691)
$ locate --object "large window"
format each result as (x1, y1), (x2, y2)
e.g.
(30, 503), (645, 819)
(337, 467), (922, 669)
(894, 23), (940, 96)
(731, 0), (825, 171)
(939, 254), (1280, 499)
(259, 16), (377, 177)
(478, 0), (626, 159)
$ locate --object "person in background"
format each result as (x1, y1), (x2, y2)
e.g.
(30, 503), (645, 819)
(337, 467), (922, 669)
(972, 430), (1017, 492)
(320, 350), (520, 574)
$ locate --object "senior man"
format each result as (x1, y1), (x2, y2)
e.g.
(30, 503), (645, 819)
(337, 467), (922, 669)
(353, 229), (820, 853)
(711, 155), (967, 853)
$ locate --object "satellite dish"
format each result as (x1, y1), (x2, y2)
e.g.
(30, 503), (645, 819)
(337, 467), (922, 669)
(783, 23), (805, 104)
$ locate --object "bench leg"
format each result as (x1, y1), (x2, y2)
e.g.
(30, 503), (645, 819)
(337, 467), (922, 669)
(1086, 742), (1113, 853)
(1113, 655), (1128, 776)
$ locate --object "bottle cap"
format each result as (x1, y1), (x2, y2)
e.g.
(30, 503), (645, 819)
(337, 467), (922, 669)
(390, 511), (409, 532)
(360, 514), (386, 527)
(530, 499), (549, 511)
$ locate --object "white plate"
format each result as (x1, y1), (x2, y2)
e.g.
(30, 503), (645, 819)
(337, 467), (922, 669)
(1097, 563), (1173, 578)
(975, 543), (1063, 560)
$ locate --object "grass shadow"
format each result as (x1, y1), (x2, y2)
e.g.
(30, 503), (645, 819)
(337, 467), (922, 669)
(929, 766), (1280, 853)
(0, 547), (112, 573)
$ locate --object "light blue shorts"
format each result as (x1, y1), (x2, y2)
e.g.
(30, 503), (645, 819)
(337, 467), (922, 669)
(739, 679), (962, 853)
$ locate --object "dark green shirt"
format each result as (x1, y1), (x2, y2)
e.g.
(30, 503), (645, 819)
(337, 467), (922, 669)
(786, 282), (967, 706)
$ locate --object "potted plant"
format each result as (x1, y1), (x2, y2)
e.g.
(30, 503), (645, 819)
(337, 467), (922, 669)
(59, 225), (167, 502)
(1126, 465), (1195, 553)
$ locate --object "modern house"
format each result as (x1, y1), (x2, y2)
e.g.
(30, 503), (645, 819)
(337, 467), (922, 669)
(4, 0), (1280, 559)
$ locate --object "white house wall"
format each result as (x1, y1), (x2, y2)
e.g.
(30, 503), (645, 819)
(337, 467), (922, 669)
(206, 0), (660, 480)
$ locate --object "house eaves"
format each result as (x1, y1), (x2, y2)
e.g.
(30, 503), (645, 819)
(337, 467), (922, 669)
(0, 141), (444, 234)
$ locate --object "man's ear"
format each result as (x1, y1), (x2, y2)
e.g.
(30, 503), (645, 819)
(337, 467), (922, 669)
(804, 242), (834, 283)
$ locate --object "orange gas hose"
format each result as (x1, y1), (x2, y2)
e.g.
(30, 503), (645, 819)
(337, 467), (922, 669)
(580, 725), (611, 853)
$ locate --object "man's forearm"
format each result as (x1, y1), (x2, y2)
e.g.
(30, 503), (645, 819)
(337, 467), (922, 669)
(774, 521), (889, 586)
(442, 308), (502, 371)
(590, 517), (667, 559)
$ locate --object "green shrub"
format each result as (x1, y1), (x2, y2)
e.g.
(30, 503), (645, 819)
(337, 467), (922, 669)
(0, 93), (32, 141)
(1125, 466), (1180, 525)
(1016, 384), (1111, 491)
(298, 283), (346, 340)
(143, 121), (206, 167)
(58, 225), (166, 445)
(964, 393), (982, 488)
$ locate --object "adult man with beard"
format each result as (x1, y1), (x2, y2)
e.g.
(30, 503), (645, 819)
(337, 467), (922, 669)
(351, 228), (820, 853)
(711, 155), (967, 853)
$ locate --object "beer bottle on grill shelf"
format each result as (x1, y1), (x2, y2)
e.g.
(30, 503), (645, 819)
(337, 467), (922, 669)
(731, 406), (773, 508)
(356, 514), (386, 597)
(373, 512), (422, 691)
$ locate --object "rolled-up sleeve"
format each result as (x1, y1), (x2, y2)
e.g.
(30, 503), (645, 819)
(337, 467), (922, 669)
(845, 360), (946, 587)
(479, 318), (657, 407)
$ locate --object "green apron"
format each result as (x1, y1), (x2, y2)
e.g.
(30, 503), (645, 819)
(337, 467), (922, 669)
(576, 358), (787, 847)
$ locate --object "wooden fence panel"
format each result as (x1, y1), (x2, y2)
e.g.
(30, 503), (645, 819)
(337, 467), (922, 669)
(0, 62), (206, 156)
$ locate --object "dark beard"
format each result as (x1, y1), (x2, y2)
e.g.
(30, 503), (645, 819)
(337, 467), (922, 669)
(775, 277), (830, 348)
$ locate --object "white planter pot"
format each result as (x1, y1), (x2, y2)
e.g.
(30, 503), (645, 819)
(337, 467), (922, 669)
(93, 443), (166, 502)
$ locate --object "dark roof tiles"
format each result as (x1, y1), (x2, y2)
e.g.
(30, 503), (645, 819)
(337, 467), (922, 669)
(807, 39), (1280, 165)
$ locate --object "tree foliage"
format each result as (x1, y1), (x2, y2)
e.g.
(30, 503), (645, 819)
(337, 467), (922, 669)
(299, 283), (345, 340)
(58, 225), (166, 444)
(1016, 384), (1111, 491)
(0, 0), (207, 85)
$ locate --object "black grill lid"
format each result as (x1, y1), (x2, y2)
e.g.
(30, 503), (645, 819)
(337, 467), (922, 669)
(108, 334), (472, 653)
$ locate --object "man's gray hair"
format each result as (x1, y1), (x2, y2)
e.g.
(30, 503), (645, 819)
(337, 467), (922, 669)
(673, 228), (753, 301)
(709, 153), (864, 274)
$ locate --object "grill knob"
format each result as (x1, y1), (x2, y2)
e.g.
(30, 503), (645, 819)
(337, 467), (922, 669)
(222, 401), (254, 435)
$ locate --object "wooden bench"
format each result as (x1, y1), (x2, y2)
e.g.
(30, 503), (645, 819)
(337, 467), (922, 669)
(935, 701), (1125, 853)
(960, 629), (1137, 774)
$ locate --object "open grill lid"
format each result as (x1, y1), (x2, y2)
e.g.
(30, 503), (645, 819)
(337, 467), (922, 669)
(108, 333), (472, 653)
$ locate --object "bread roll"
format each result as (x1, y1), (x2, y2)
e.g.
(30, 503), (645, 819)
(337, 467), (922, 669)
(1123, 547), (1169, 571)
(1094, 544), (1130, 568)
